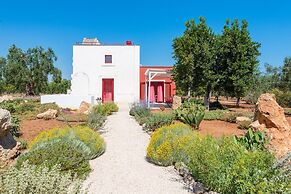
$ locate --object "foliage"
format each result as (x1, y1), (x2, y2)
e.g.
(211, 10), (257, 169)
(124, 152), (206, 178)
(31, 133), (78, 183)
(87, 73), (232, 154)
(143, 112), (175, 132)
(238, 120), (252, 130)
(87, 110), (106, 130)
(173, 17), (261, 108)
(17, 138), (91, 179)
(203, 110), (229, 120)
(29, 126), (105, 159)
(281, 57), (291, 91)
(271, 88), (291, 108)
(91, 102), (119, 116)
(56, 113), (88, 122)
(273, 152), (291, 180)
(0, 99), (60, 120)
(14, 137), (28, 150)
(129, 103), (151, 124)
(173, 17), (217, 109)
(235, 128), (267, 150)
(221, 112), (242, 123)
(0, 162), (83, 194)
(0, 45), (69, 95)
(103, 102), (119, 114)
(46, 79), (71, 94)
(10, 116), (21, 137)
(129, 102), (150, 116)
(146, 123), (192, 166)
(175, 102), (205, 129)
(146, 122), (290, 193)
(217, 19), (261, 106)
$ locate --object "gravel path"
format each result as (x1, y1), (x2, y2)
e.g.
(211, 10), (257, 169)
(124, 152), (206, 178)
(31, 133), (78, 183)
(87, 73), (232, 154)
(84, 104), (189, 194)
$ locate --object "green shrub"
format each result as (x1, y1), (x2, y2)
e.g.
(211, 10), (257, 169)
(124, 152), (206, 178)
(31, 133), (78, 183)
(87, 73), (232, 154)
(238, 120), (252, 130)
(10, 116), (21, 137)
(103, 102), (119, 114)
(272, 88), (291, 108)
(129, 103), (151, 118)
(15, 137), (28, 150)
(175, 103), (205, 129)
(146, 125), (290, 193)
(235, 128), (267, 150)
(222, 112), (242, 123)
(203, 110), (228, 120)
(179, 136), (289, 193)
(91, 102), (119, 116)
(146, 123), (192, 166)
(56, 113), (88, 122)
(143, 112), (175, 132)
(0, 162), (83, 194)
(17, 138), (91, 179)
(87, 110), (106, 130)
(29, 126), (105, 159)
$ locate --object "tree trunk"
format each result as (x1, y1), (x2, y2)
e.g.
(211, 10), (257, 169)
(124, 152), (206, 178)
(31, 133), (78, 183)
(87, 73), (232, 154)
(26, 83), (35, 96)
(204, 85), (211, 111)
(187, 87), (191, 97)
(236, 97), (240, 107)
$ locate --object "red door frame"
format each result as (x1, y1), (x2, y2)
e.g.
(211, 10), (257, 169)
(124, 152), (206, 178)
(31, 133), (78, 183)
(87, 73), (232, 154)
(102, 78), (114, 102)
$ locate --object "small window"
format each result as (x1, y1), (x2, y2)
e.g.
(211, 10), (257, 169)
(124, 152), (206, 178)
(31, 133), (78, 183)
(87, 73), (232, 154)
(105, 55), (112, 63)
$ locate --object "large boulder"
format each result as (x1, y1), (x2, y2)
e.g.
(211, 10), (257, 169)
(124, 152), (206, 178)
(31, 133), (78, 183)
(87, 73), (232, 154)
(251, 93), (291, 158)
(78, 101), (90, 114)
(0, 109), (20, 163)
(172, 96), (182, 110)
(37, 109), (58, 120)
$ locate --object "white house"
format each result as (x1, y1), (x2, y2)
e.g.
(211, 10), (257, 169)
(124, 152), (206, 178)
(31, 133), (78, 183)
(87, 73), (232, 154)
(41, 38), (140, 108)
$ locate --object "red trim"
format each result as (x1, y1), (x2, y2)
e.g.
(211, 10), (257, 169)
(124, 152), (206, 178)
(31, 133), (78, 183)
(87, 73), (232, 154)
(102, 78), (114, 102)
(140, 65), (173, 68)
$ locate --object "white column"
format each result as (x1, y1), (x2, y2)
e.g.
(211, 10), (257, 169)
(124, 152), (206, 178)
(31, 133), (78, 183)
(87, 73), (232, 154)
(148, 72), (151, 108)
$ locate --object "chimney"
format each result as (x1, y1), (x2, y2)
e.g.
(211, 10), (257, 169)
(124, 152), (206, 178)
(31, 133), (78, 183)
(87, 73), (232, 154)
(126, 40), (132, 45)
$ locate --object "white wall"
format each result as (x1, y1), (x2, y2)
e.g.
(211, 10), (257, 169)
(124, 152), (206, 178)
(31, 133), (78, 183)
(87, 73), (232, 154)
(41, 94), (95, 109)
(70, 44), (140, 105)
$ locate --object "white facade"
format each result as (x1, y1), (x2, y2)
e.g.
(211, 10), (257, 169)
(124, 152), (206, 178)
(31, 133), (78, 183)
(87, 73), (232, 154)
(41, 40), (140, 108)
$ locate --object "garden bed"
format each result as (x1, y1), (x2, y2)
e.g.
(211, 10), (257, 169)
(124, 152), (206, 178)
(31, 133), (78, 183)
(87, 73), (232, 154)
(20, 119), (81, 142)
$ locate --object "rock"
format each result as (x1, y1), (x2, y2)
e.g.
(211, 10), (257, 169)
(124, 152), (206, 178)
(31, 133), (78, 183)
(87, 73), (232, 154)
(236, 116), (251, 124)
(0, 109), (20, 163)
(250, 120), (266, 131)
(0, 95), (15, 103)
(0, 109), (12, 137)
(79, 101), (91, 114)
(172, 96), (182, 110)
(37, 109), (58, 120)
(251, 93), (291, 158)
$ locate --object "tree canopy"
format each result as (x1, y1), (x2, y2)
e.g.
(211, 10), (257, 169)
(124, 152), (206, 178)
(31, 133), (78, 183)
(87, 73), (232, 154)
(173, 17), (261, 107)
(0, 45), (70, 95)
(173, 17), (218, 109)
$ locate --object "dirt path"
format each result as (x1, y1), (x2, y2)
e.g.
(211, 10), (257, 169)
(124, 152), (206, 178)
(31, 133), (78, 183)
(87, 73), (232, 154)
(84, 105), (189, 194)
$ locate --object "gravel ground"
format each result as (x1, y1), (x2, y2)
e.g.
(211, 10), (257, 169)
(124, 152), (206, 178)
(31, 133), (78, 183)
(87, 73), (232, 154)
(84, 104), (189, 194)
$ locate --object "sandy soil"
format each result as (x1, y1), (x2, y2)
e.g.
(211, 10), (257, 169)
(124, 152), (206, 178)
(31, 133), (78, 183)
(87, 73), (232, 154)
(199, 120), (245, 137)
(84, 104), (189, 194)
(20, 119), (80, 142)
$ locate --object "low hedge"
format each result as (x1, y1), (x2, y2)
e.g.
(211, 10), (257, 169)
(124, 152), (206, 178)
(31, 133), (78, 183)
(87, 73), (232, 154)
(0, 162), (83, 194)
(146, 123), (192, 166)
(16, 138), (91, 179)
(143, 112), (175, 132)
(29, 126), (105, 159)
(146, 125), (290, 193)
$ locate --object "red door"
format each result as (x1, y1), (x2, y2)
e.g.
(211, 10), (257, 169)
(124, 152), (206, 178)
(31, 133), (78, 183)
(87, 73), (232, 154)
(102, 79), (114, 102)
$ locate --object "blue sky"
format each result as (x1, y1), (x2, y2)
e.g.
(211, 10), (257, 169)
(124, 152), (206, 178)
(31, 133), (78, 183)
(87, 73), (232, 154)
(0, 0), (290, 79)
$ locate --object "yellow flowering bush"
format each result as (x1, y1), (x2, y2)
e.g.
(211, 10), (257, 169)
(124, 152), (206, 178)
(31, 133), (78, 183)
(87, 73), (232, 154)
(29, 126), (105, 159)
(146, 123), (193, 166)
